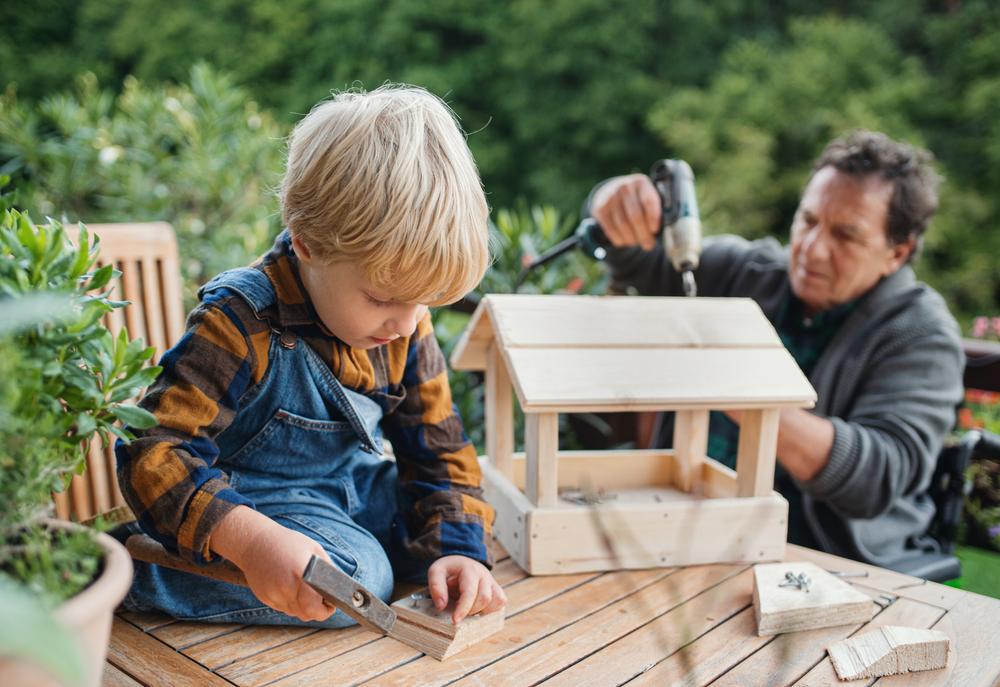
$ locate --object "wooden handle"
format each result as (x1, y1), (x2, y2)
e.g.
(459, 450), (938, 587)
(125, 533), (248, 587)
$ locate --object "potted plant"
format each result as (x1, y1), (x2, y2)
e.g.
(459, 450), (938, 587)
(0, 207), (160, 686)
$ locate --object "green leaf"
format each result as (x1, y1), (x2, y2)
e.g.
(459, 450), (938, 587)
(110, 404), (158, 429)
(84, 264), (114, 292)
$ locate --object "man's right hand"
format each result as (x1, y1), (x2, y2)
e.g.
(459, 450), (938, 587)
(211, 506), (336, 623)
(590, 173), (662, 251)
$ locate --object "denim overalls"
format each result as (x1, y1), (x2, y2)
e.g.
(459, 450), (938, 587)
(125, 268), (417, 627)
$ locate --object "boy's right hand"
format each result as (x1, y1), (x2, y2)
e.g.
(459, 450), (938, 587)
(212, 506), (335, 623)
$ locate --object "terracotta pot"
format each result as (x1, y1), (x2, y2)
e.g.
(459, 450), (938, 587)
(0, 520), (133, 687)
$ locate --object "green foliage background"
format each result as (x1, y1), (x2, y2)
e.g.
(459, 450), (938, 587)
(2, 0), (998, 327)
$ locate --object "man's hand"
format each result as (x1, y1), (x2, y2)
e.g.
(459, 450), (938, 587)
(427, 555), (507, 625)
(211, 506), (335, 623)
(591, 173), (662, 251)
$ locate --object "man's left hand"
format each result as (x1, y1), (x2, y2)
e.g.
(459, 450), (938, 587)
(427, 555), (507, 624)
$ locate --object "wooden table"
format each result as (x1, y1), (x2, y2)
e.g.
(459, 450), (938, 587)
(104, 544), (1000, 687)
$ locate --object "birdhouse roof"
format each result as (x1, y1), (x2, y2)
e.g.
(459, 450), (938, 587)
(449, 294), (816, 413)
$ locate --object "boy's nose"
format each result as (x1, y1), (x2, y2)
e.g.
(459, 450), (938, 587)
(390, 304), (424, 337)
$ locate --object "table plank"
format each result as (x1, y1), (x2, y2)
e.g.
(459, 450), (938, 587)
(151, 620), (243, 650)
(266, 569), (615, 686)
(786, 545), (966, 611)
(790, 594), (950, 686)
(102, 663), (143, 687)
(313, 568), (671, 687)
(117, 610), (176, 632)
(874, 592), (1000, 687)
(107, 618), (232, 687)
(716, 588), (942, 687)
(459, 565), (749, 687)
(183, 554), (528, 672)
(538, 569), (759, 687)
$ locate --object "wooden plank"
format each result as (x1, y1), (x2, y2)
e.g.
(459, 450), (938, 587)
(485, 343), (514, 479)
(481, 460), (533, 568)
(712, 585), (943, 687)
(390, 598), (504, 661)
(791, 591), (950, 686)
(103, 663), (143, 687)
(448, 300), (493, 371)
(183, 625), (321, 671)
(355, 569), (676, 687)
(218, 558), (533, 686)
(673, 409), (708, 492)
(485, 294), (783, 349)
(828, 626), (949, 680)
(107, 618), (232, 687)
(613, 607), (768, 687)
(117, 610), (176, 632)
(753, 562), (874, 636)
(503, 450), (675, 492)
(525, 493), (787, 574)
(266, 569), (615, 687)
(507, 347), (816, 412)
(786, 545), (966, 611)
(139, 255), (167, 356)
(736, 408), (780, 497)
(150, 620), (243, 650)
(525, 413), (559, 507)
(875, 593), (1000, 687)
(460, 564), (750, 687)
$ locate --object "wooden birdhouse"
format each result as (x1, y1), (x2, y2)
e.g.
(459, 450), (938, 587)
(450, 294), (817, 575)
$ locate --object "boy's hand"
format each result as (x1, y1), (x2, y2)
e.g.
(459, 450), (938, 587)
(212, 506), (335, 623)
(427, 555), (507, 624)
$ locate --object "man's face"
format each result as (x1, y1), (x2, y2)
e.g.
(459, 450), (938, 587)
(789, 166), (913, 314)
(292, 236), (427, 349)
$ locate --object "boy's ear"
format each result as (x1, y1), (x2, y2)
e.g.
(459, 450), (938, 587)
(290, 234), (314, 262)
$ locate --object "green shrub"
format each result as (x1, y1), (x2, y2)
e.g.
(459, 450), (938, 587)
(0, 210), (159, 601)
(0, 64), (285, 307)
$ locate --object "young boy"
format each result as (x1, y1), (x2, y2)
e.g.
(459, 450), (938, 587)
(116, 85), (505, 627)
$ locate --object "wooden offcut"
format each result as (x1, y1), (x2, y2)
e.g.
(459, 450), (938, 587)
(389, 594), (505, 661)
(827, 625), (949, 680)
(451, 295), (817, 575)
(752, 562), (874, 636)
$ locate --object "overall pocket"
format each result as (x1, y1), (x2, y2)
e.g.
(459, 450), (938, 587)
(223, 408), (360, 483)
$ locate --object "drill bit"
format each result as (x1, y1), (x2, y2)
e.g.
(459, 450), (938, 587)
(682, 269), (697, 297)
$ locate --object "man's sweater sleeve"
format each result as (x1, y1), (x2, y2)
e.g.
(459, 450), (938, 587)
(381, 313), (495, 567)
(115, 294), (264, 563)
(802, 321), (964, 520)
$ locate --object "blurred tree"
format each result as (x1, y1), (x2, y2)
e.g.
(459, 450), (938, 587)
(0, 65), (285, 306)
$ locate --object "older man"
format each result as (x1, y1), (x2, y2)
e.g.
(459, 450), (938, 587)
(586, 131), (963, 571)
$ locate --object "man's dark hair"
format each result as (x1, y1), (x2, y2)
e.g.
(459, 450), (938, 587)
(813, 130), (941, 253)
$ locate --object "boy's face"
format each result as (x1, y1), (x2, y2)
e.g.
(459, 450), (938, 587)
(292, 236), (427, 349)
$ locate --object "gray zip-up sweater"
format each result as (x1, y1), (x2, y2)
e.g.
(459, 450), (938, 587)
(604, 235), (964, 568)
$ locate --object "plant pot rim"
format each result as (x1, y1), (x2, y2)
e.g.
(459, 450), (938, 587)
(43, 519), (133, 627)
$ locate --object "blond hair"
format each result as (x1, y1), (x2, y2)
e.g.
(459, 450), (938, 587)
(280, 84), (490, 306)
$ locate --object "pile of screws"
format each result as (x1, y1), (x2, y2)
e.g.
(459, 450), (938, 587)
(778, 570), (812, 592)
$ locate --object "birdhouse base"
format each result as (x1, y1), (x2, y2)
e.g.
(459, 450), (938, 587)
(481, 450), (788, 575)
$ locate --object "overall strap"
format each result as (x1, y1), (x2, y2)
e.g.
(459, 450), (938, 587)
(198, 267), (278, 317)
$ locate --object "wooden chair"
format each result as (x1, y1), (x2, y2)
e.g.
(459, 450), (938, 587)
(54, 222), (186, 522)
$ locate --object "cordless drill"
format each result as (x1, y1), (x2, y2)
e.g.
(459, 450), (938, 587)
(516, 159), (702, 296)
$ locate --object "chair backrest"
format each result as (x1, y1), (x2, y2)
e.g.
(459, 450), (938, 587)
(54, 222), (186, 521)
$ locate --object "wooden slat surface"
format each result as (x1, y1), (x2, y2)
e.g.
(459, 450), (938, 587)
(105, 543), (1000, 687)
(506, 347), (816, 411)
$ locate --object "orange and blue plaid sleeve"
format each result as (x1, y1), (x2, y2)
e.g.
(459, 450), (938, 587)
(381, 313), (495, 567)
(115, 291), (268, 563)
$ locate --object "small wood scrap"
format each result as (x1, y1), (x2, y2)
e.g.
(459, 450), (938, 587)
(827, 625), (949, 680)
(752, 561), (874, 636)
(389, 593), (505, 661)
